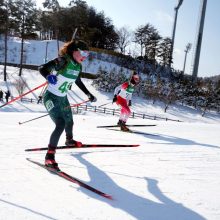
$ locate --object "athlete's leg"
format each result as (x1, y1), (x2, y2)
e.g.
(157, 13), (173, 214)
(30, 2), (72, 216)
(116, 96), (131, 123)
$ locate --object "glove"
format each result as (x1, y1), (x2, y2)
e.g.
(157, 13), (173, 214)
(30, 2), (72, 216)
(47, 75), (57, 85)
(87, 93), (97, 102)
(128, 100), (132, 106)
(112, 95), (117, 103)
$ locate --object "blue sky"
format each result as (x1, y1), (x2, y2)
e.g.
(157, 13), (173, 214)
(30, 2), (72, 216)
(36, 0), (220, 78)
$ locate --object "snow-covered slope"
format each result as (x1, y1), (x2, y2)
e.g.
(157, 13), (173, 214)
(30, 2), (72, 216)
(0, 37), (131, 77)
(0, 67), (220, 220)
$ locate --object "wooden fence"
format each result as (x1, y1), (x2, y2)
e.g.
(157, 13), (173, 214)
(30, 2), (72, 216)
(74, 105), (182, 122)
(19, 97), (182, 122)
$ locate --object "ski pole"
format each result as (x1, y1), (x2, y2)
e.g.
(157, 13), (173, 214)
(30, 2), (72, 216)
(0, 82), (48, 109)
(18, 113), (49, 125)
(67, 99), (90, 109)
(18, 99), (90, 125)
(98, 101), (112, 108)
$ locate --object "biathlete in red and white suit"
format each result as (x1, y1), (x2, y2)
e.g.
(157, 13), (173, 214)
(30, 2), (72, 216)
(113, 72), (140, 131)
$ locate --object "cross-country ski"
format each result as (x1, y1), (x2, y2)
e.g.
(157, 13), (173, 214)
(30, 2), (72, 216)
(97, 124), (157, 128)
(25, 144), (140, 152)
(27, 158), (113, 200)
(107, 128), (157, 136)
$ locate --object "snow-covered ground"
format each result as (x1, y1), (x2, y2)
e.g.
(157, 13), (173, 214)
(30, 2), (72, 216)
(0, 67), (220, 220)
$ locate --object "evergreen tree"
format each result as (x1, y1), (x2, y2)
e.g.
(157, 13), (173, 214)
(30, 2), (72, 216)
(145, 29), (161, 64)
(42, 0), (60, 11)
(158, 37), (172, 66)
(134, 23), (155, 58)
(9, 0), (38, 76)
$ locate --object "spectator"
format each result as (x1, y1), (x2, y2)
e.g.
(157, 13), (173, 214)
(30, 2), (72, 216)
(0, 90), (3, 101)
(37, 95), (42, 104)
(5, 90), (10, 103)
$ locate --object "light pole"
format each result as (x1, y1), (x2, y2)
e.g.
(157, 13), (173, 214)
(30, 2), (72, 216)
(169, 0), (184, 67)
(192, 0), (207, 82)
(182, 43), (192, 74)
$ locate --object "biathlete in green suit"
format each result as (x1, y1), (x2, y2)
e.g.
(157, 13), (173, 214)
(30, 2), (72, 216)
(39, 40), (96, 169)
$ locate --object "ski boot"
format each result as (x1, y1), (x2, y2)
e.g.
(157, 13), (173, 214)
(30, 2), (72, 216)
(45, 148), (60, 170)
(117, 120), (124, 126)
(65, 136), (82, 147)
(119, 120), (130, 132)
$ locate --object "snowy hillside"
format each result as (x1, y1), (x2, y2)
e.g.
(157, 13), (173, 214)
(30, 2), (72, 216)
(1, 66), (220, 123)
(0, 37), (131, 77)
(0, 66), (220, 220)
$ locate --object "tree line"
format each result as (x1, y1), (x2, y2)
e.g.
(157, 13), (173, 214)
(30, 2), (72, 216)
(1, 0), (219, 115)
(92, 66), (220, 116)
(0, 0), (173, 75)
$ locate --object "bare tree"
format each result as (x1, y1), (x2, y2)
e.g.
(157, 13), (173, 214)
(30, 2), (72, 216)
(0, 0), (9, 81)
(116, 26), (131, 54)
(13, 77), (27, 95)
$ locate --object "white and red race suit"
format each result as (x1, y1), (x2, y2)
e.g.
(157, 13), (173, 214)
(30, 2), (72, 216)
(114, 82), (135, 123)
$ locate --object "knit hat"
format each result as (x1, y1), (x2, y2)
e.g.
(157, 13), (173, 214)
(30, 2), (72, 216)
(67, 40), (89, 56)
